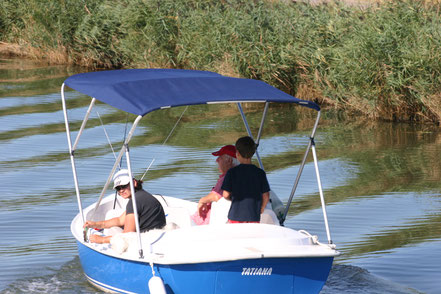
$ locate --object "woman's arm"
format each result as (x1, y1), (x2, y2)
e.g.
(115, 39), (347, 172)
(123, 213), (136, 233)
(84, 211), (125, 229)
(89, 234), (112, 244)
(84, 211), (127, 244)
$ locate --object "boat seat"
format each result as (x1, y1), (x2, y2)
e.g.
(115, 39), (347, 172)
(260, 208), (278, 225)
(209, 197), (230, 225)
(210, 197), (278, 225)
(164, 206), (192, 228)
(103, 208), (124, 236)
(105, 208), (124, 220)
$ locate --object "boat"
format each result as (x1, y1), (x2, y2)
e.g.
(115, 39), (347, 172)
(61, 69), (339, 294)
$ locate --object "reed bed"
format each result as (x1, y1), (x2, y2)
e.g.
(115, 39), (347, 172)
(1, 0), (440, 123)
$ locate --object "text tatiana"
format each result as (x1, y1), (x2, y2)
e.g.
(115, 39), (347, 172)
(241, 267), (272, 276)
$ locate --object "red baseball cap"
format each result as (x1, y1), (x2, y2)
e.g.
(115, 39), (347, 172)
(212, 145), (236, 158)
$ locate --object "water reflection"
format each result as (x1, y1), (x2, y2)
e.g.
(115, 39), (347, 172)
(0, 58), (440, 293)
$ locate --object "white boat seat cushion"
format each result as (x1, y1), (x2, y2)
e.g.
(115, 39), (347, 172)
(210, 197), (277, 225)
(164, 207), (192, 228)
(209, 197), (231, 225)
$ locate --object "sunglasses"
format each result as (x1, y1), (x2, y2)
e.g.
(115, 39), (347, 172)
(115, 183), (130, 191)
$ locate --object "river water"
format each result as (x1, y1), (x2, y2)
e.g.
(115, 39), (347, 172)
(0, 58), (440, 294)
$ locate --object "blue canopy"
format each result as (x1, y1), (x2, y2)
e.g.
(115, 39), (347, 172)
(64, 69), (320, 116)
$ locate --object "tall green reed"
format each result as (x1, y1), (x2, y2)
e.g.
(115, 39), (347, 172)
(1, 0), (440, 122)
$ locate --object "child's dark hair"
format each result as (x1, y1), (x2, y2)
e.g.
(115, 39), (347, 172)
(235, 136), (256, 159)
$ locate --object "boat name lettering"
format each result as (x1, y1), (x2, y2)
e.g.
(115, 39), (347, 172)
(241, 267), (272, 275)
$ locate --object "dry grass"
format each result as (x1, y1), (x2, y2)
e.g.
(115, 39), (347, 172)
(0, 41), (68, 64)
(421, 94), (441, 124)
(213, 53), (241, 78)
(0, 42), (28, 57)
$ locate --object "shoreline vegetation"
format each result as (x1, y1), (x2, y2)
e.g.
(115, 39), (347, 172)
(1, 0), (440, 124)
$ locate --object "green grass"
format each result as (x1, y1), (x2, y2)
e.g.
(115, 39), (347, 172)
(1, 0), (440, 123)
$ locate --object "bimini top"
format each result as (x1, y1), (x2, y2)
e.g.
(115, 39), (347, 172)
(64, 68), (320, 116)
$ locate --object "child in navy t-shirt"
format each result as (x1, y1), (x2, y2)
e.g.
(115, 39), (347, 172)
(222, 136), (270, 223)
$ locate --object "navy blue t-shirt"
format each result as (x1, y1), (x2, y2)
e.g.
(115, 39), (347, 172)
(221, 164), (270, 222)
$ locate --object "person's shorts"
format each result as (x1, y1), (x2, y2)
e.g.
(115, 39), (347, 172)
(227, 219), (259, 224)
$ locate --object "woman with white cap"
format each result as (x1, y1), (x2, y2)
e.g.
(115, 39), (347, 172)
(84, 169), (166, 244)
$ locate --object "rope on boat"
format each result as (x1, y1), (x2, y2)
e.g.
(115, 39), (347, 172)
(97, 111), (132, 209)
(122, 112), (130, 166)
(141, 106), (188, 181)
(298, 230), (337, 249)
(148, 232), (167, 294)
(298, 230), (319, 244)
(148, 231), (166, 275)
(96, 110), (122, 210)
(96, 111), (118, 161)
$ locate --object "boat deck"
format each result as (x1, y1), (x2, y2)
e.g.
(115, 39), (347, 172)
(72, 194), (338, 264)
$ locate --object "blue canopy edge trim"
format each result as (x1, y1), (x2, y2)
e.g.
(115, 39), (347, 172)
(64, 69), (320, 115)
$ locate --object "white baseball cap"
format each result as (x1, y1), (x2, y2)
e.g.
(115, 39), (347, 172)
(113, 169), (131, 189)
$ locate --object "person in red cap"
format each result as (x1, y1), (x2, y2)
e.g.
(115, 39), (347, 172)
(191, 145), (239, 225)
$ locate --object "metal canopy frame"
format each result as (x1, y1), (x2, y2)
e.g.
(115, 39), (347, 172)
(61, 81), (333, 259)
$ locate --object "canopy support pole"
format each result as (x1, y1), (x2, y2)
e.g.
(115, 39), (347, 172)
(72, 98), (96, 151)
(125, 144), (144, 259)
(256, 102), (269, 147)
(237, 103), (266, 169)
(311, 138), (333, 244)
(92, 115), (143, 217)
(281, 111), (322, 225)
(60, 83), (85, 224)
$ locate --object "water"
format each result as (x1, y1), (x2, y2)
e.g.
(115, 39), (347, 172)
(1, 58), (440, 293)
